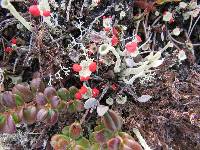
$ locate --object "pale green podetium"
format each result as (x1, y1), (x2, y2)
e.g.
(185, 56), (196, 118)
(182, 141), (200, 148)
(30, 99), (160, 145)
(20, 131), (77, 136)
(1, 0), (32, 31)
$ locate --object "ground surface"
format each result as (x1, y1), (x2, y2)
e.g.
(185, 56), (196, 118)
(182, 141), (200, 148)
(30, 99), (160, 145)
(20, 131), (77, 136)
(0, 0), (200, 150)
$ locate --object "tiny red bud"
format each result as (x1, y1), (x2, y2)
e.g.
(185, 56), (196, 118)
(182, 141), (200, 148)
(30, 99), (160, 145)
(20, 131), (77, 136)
(89, 62), (97, 72)
(112, 27), (118, 36)
(85, 76), (90, 80)
(75, 92), (82, 100)
(111, 84), (117, 91)
(163, 11), (167, 15)
(43, 10), (51, 17)
(92, 88), (99, 97)
(80, 76), (90, 81)
(135, 35), (142, 43)
(72, 64), (82, 72)
(4, 47), (13, 53)
(11, 38), (17, 44)
(111, 35), (119, 46)
(29, 5), (40, 17)
(79, 86), (87, 94)
(125, 41), (138, 53)
(169, 18), (174, 24)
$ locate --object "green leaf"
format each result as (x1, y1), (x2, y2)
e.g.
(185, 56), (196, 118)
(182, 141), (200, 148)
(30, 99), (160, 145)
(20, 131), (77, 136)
(56, 101), (66, 111)
(93, 129), (112, 144)
(74, 100), (84, 112)
(91, 143), (101, 150)
(94, 124), (104, 132)
(103, 129), (113, 140)
(68, 103), (76, 113)
(57, 88), (70, 101)
(69, 86), (78, 99)
(89, 132), (95, 144)
(60, 134), (71, 141)
(0, 114), (6, 127)
(14, 94), (24, 106)
(12, 113), (21, 124)
(48, 109), (54, 116)
(23, 106), (37, 124)
(76, 137), (90, 149)
(62, 126), (70, 136)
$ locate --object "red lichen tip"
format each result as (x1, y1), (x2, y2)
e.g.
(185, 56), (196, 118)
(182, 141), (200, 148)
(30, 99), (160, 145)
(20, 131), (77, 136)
(80, 76), (90, 81)
(29, 5), (40, 17)
(125, 41), (138, 53)
(79, 86), (88, 94)
(72, 64), (82, 72)
(89, 62), (97, 72)
(75, 92), (82, 100)
(43, 10), (51, 17)
(135, 35), (142, 43)
(11, 38), (17, 44)
(111, 35), (119, 46)
(92, 88), (99, 97)
(4, 47), (13, 53)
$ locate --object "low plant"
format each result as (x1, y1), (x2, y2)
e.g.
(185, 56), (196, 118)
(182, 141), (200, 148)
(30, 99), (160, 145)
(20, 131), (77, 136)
(0, 77), (84, 133)
(0, 78), (143, 149)
(51, 110), (143, 150)
(1, 0), (199, 149)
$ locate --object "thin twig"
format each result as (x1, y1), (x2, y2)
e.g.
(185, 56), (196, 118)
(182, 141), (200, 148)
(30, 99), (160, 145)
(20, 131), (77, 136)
(152, 16), (161, 27)
(189, 14), (200, 38)
(188, 16), (193, 35)
(151, 32), (156, 51)
(80, 109), (90, 125)
(135, 20), (141, 35)
(142, 21), (147, 40)
(137, 34), (152, 51)
(168, 31), (200, 46)
(13, 58), (19, 74)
